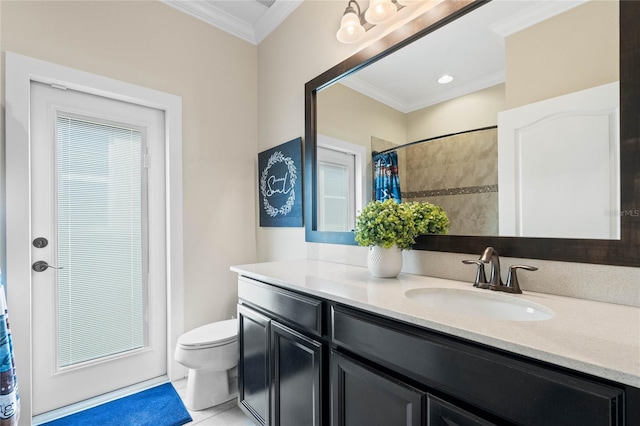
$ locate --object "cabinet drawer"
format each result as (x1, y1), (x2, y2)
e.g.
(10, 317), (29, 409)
(238, 276), (322, 336)
(331, 305), (623, 426)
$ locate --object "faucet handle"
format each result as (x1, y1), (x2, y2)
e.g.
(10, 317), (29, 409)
(503, 265), (538, 294)
(462, 260), (490, 289)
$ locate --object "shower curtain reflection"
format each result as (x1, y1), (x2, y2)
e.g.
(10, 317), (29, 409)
(373, 151), (402, 202)
(0, 281), (20, 425)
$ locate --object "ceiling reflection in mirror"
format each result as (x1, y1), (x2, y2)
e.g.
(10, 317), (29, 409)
(315, 0), (619, 239)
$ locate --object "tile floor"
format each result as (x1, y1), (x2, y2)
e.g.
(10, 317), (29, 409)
(172, 379), (256, 425)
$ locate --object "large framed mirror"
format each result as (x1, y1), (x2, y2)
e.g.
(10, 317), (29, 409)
(305, 0), (639, 266)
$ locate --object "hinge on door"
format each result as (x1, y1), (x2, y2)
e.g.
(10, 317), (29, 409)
(144, 154), (150, 169)
(50, 83), (67, 91)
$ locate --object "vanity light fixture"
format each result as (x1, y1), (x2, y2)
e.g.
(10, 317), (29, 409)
(337, 0), (409, 44)
(438, 74), (454, 84)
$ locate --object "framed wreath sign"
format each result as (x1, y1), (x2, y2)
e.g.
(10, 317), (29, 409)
(258, 137), (303, 227)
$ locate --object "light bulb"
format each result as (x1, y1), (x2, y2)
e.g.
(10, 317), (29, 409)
(337, 8), (365, 43)
(364, 0), (396, 25)
(438, 74), (454, 84)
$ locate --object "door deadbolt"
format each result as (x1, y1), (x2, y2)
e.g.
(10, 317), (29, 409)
(33, 237), (49, 248)
(32, 261), (63, 272)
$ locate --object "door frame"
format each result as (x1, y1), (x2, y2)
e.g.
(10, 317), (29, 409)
(5, 51), (185, 422)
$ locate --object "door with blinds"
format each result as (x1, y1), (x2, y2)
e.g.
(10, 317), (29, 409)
(317, 146), (356, 232)
(29, 81), (167, 415)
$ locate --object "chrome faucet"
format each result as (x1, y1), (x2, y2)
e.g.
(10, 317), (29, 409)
(462, 247), (538, 294)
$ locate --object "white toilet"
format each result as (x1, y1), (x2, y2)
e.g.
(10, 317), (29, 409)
(174, 319), (239, 411)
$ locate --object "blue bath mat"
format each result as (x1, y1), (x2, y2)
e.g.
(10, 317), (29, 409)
(42, 383), (192, 426)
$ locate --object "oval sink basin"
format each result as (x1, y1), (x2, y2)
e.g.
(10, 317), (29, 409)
(404, 288), (554, 321)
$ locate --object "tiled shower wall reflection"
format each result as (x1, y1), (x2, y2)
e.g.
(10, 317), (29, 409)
(403, 128), (498, 235)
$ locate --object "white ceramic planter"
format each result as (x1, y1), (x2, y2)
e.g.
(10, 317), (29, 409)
(367, 245), (403, 278)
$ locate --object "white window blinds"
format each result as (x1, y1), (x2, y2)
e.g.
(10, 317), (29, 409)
(56, 116), (147, 368)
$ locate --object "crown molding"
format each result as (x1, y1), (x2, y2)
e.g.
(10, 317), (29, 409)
(406, 70), (505, 112)
(339, 77), (408, 113)
(161, 0), (302, 45)
(341, 70), (505, 114)
(254, 0), (303, 44)
(162, 0), (255, 43)
(490, 0), (588, 38)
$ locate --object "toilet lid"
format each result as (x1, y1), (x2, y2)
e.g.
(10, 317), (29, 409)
(178, 319), (238, 348)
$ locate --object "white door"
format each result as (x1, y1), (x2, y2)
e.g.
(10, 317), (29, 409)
(498, 82), (619, 239)
(29, 81), (167, 415)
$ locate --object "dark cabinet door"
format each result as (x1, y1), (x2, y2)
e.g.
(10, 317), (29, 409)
(271, 321), (322, 426)
(331, 350), (425, 426)
(238, 304), (271, 426)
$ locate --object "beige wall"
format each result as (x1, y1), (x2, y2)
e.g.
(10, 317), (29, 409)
(258, 0), (639, 306)
(1, 1), (258, 332)
(505, 0), (619, 108)
(406, 84), (505, 141)
(318, 83), (407, 149)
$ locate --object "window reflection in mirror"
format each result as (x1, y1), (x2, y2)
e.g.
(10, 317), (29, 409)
(315, 0), (619, 240)
(316, 135), (366, 232)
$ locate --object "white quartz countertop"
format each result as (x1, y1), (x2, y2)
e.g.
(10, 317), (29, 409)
(231, 259), (640, 388)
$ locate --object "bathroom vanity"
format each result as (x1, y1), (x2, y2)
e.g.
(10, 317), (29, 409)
(233, 260), (640, 426)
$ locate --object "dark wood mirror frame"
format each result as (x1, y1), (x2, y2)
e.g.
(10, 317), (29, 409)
(305, 0), (640, 267)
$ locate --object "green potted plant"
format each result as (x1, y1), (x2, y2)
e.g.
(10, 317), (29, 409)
(354, 199), (449, 277)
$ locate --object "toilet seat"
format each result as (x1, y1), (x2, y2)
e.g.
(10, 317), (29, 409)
(178, 319), (237, 349)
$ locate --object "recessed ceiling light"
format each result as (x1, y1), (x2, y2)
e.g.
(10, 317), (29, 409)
(438, 74), (454, 84)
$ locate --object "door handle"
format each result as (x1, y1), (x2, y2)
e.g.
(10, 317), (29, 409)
(33, 237), (49, 248)
(32, 261), (64, 272)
